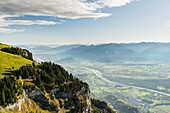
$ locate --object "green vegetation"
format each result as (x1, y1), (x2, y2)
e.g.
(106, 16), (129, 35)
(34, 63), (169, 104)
(104, 95), (140, 113)
(61, 62), (170, 113)
(91, 98), (115, 113)
(0, 50), (33, 78)
(13, 62), (91, 112)
(66, 97), (88, 113)
(0, 44), (90, 112)
(14, 62), (87, 93)
(0, 44), (98, 112)
(0, 43), (120, 113)
(1, 47), (33, 60)
(0, 43), (11, 48)
(0, 44), (34, 107)
(0, 76), (23, 107)
(22, 43), (170, 112)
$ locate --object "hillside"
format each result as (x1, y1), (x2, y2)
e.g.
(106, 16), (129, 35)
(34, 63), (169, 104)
(0, 43), (11, 48)
(0, 44), (34, 78)
(0, 43), (115, 113)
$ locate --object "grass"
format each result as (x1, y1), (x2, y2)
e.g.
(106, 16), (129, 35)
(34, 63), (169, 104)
(0, 51), (34, 78)
(156, 105), (170, 111)
(103, 63), (170, 78)
(0, 43), (11, 48)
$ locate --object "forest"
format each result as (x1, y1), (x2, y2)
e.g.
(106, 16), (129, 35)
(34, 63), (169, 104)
(13, 62), (89, 112)
(0, 76), (23, 106)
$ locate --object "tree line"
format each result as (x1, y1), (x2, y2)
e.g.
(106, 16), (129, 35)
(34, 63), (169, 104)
(1, 47), (33, 60)
(13, 62), (89, 112)
(0, 76), (23, 106)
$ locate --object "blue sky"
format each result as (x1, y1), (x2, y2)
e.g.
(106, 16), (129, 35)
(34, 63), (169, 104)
(0, 0), (170, 45)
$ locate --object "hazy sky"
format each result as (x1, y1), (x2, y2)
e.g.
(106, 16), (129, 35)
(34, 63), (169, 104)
(0, 0), (170, 45)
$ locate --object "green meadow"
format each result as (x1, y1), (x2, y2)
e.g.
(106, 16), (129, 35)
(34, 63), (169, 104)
(0, 43), (11, 48)
(0, 44), (34, 78)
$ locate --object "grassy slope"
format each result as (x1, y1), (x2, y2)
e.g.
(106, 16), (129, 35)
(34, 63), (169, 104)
(0, 44), (50, 112)
(0, 43), (11, 48)
(0, 44), (34, 78)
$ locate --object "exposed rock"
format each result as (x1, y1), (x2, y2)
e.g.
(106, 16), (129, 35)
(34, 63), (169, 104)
(24, 86), (53, 110)
(20, 52), (28, 57)
(84, 88), (91, 113)
(0, 94), (25, 111)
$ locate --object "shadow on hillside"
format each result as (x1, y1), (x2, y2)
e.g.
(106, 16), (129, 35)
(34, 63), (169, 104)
(2, 70), (15, 75)
(2, 73), (13, 75)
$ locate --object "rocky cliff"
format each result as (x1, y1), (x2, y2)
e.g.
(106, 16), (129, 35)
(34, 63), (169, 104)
(0, 44), (115, 113)
(24, 82), (91, 112)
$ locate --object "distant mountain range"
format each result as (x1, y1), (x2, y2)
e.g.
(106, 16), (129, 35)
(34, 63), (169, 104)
(18, 42), (170, 63)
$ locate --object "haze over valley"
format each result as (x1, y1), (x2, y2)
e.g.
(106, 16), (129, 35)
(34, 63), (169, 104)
(18, 42), (170, 112)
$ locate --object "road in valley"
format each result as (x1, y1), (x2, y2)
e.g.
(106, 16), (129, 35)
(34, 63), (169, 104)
(91, 69), (170, 97)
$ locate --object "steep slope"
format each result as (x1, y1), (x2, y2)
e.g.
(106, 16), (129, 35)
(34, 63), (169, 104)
(0, 43), (115, 113)
(0, 51), (34, 78)
(0, 43), (11, 48)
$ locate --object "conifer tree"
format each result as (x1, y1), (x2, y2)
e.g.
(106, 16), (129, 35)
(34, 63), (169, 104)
(32, 62), (36, 68)
(1, 89), (5, 106)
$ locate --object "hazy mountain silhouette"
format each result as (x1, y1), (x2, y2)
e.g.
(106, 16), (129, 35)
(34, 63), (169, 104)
(19, 42), (170, 63)
(61, 43), (146, 62)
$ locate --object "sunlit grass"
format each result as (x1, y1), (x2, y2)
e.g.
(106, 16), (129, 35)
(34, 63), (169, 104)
(0, 51), (34, 78)
(0, 43), (11, 48)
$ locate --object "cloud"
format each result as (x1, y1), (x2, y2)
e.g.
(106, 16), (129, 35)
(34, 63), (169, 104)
(0, 18), (58, 27)
(0, 0), (136, 33)
(99, 0), (135, 8)
(0, 17), (59, 33)
(0, 0), (135, 19)
(0, 28), (23, 33)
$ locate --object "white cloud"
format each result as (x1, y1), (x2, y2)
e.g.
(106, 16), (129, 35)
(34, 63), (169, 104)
(0, 28), (23, 33)
(0, 0), (136, 33)
(98, 0), (134, 8)
(0, 17), (59, 33)
(0, 0), (111, 19)
(0, 18), (58, 27)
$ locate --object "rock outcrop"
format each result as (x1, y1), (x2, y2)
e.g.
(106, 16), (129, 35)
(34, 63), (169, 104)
(24, 83), (91, 112)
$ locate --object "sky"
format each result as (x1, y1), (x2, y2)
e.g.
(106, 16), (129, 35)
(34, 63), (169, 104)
(0, 0), (170, 45)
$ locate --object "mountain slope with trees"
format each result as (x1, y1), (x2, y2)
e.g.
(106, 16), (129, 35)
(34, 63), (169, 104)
(0, 43), (115, 113)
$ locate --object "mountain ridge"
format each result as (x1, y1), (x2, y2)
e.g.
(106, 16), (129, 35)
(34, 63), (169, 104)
(0, 43), (115, 113)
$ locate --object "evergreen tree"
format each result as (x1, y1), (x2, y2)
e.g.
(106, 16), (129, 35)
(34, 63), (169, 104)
(32, 62), (36, 68)
(1, 89), (5, 106)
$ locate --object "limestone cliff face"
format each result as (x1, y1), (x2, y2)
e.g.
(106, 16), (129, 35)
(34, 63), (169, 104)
(83, 87), (91, 113)
(0, 91), (41, 112)
(0, 82), (91, 113)
(54, 83), (91, 112)
(24, 86), (52, 110)
(24, 83), (91, 112)
(0, 92), (26, 112)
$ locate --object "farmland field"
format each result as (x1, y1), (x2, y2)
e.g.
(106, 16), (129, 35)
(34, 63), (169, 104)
(28, 45), (170, 113)
(59, 61), (170, 112)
